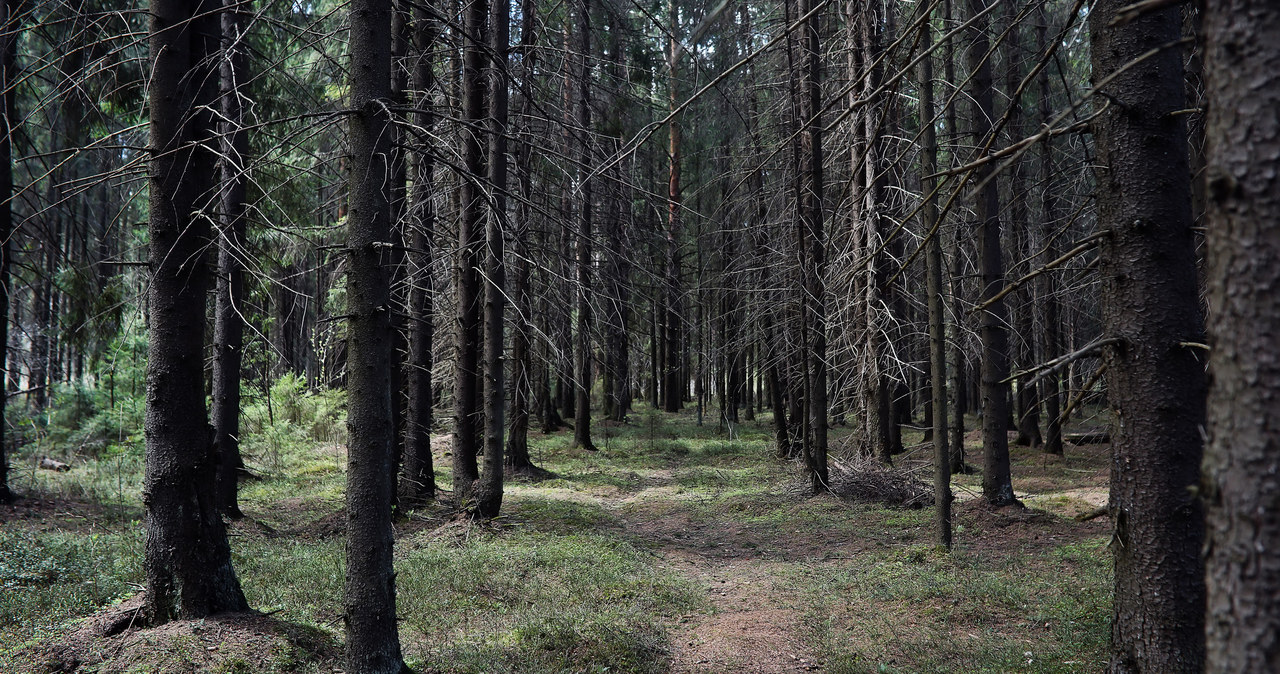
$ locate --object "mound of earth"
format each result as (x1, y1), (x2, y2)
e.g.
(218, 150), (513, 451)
(20, 595), (338, 674)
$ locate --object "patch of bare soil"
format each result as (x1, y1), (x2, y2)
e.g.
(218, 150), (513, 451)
(663, 557), (818, 673)
(0, 495), (137, 532)
(19, 595), (338, 674)
(955, 499), (1107, 554)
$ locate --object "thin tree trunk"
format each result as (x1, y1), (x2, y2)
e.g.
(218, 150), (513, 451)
(1091, 0), (1206, 670)
(401, 0), (438, 505)
(798, 0), (828, 493)
(473, 0), (510, 517)
(144, 0), (248, 622)
(0, 0), (15, 504)
(919, 11), (951, 549)
(1037, 1), (1063, 456)
(572, 0), (597, 451)
(453, 0), (488, 499)
(505, 0), (540, 472)
(212, 0), (250, 519)
(968, 0), (1016, 507)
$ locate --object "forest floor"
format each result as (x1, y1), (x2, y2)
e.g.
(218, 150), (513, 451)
(1, 403), (1112, 673)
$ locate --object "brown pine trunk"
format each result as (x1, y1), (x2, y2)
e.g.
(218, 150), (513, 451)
(1203, 2), (1280, 671)
(144, 0), (248, 622)
(1091, 0), (1206, 670)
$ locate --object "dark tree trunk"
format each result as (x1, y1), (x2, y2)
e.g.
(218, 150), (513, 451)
(0, 0), (15, 504)
(453, 0), (488, 499)
(143, 0), (248, 622)
(1203, 3), (1280, 671)
(473, 0), (510, 517)
(919, 12), (950, 549)
(572, 0), (596, 451)
(1036, 3), (1063, 456)
(1091, 1), (1206, 671)
(344, 0), (406, 670)
(505, 0), (539, 472)
(662, 0), (683, 415)
(401, 0), (438, 506)
(797, 0), (827, 493)
(212, 0), (249, 520)
(968, 0), (1016, 507)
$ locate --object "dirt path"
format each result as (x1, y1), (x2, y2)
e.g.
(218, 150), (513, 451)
(597, 471), (826, 673)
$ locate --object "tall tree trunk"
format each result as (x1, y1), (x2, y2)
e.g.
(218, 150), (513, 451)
(144, 0), (248, 622)
(571, 0), (597, 451)
(798, 0), (828, 493)
(344, 0), (407, 670)
(1036, 1), (1063, 456)
(213, 0), (250, 520)
(453, 0), (488, 499)
(1203, 3), (1280, 670)
(1091, 0), (1206, 671)
(662, 0), (683, 414)
(0, 0), (15, 504)
(968, 0), (1016, 507)
(919, 10), (950, 549)
(401, 0), (438, 505)
(474, 0), (510, 517)
(505, 0), (540, 472)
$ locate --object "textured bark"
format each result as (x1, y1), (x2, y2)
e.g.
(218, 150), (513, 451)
(662, 0), (683, 415)
(1203, 3), (1280, 671)
(344, 0), (406, 670)
(967, 0), (1015, 507)
(797, 0), (827, 493)
(473, 0), (510, 518)
(1036, 2), (1063, 456)
(401, 0), (438, 506)
(919, 14), (950, 549)
(572, 0), (596, 451)
(143, 0), (248, 622)
(0, 0), (15, 504)
(213, 0), (249, 519)
(452, 0), (488, 499)
(1090, 1), (1206, 671)
(505, 0), (539, 472)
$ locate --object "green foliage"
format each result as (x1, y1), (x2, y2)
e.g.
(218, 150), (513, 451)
(240, 373), (347, 475)
(0, 529), (143, 654)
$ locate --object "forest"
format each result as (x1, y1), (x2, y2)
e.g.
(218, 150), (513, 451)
(0, 0), (1276, 671)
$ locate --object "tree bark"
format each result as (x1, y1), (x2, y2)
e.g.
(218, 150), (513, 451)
(1090, 0), (1206, 670)
(401, 0), (438, 506)
(213, 0), (250, 520)
(452, 0), (488, 499)
(473, 0), (510, 517)
(0, 0), (16, 504)
(1036, 2), (1063, 456)
(1203, 2), (1280, 670)
(344, 0), (407, 669)
(572, 0), (597, 451)
(919, 11), (951, 549)
(144, 0), (248, 622)
(505, 0), (540, 472)
(968, 0), (1016, 507)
